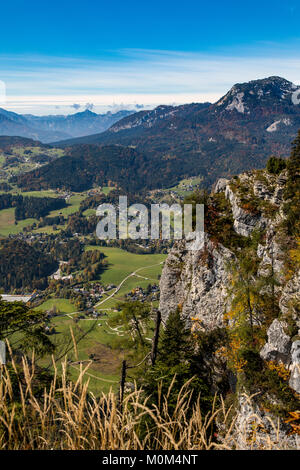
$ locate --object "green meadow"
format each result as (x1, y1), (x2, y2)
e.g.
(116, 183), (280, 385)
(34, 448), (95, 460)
(0, 208), (37, 237)
(38, 298), (77, 314)
(34, 248), (166, 393)
(85, 246), (166, 286)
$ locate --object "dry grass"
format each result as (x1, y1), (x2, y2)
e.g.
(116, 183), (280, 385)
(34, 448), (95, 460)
(0, 348), (298, 450)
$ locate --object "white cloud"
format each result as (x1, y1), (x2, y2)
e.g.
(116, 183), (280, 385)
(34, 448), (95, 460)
(70, 103), (81, 110)
(1, 48), (300, 114)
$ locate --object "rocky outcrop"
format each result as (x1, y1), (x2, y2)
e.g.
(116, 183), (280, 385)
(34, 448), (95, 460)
(159, 169), (295, 328)
(279, 270), (300, 320)
(159, 169), (291, 326)
(159, 233), (234, 330)
(289, 341), (300, 393)
(279, 269), (300, 394)
(213, 178), (229, 193)
(232, 394), (300, 450)
(257, 226), (285, 279)
(259, 269), (300, 393)
(223, 170), (287, 237)
(225, 184), (267, 237)
(260, 319), (292, 365)
(253, 173), (288, 206)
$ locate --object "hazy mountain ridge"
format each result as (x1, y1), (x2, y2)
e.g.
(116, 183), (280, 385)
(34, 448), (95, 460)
(0, 108), (135, 143)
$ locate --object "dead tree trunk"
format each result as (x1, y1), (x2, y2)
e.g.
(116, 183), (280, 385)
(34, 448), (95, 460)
(119, 359), (127, 412)
(151, 310), (161, 366)
(132, 313), (145, 346)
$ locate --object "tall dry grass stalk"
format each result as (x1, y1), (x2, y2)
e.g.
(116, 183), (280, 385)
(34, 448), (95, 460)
(0, 348), (298, 450)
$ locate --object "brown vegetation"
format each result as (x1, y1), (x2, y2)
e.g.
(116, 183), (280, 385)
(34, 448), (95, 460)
(0, 348), (297, 450)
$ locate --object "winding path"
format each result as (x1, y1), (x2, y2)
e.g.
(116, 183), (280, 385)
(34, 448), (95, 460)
(69, 363), (119, 383)
(94, 261), (163, 308)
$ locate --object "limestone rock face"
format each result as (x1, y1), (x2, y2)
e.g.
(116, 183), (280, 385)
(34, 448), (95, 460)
(279, 270), (300, 321)
(225, 184), (267, 237)
(233, 394), (299, 450)
(213, 178), (229, 193)
(159, 170), (290, 327)
(279, 270), (300, 394)
(260, 319), (291, 365)
(159, 234), (234, 330)
(253, 172), (288, 206)
(221, 170), (287, 237)
(259, 270), (300, 393)
(256, 228), (285, 279)
(159, 170), (294, 330)
(289, 340), (300, 394)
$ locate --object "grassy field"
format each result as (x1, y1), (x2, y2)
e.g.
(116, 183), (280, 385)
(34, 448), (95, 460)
(10, 146), (64, 159)
(0, 180), (116, 236)
(36, 307), (127, 393)
(101, 186), (114, 195)
(38, 298), (77, 314)
(19, 189), (59, 198)
(35, 248), (166, 393)
(85, 246), (166, 286)
(0, 192), (88, 236)
(0, 207), (63, 237)
(36, 298), (121, 393)
(32, 192), (88, 233)
(0, 208), (37, 237)
(85, 246), (166, 319)
(53, 313), (123, 393)
(42, 306), (156, 394)
(167, 176), (203, 197)
(49, 193), (87, 217)
(82, 208), (95, 216)
(154, 176), (203, 199)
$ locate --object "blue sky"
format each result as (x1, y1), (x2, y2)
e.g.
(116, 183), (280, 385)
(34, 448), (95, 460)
(0, 0), (299, 114)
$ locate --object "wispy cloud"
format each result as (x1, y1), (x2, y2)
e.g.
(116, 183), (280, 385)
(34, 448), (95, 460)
(1, 48), (300, 114)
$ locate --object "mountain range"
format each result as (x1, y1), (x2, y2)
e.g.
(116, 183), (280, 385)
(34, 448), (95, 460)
(57, 76), (300, 148)
(0, 108), (134, 143)
(7, 76), (300, 192)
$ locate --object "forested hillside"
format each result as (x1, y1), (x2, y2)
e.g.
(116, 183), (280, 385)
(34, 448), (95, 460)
(13, 144), (182, 192)
(0, 193), (67, 220)
(0, 239), (58, 291)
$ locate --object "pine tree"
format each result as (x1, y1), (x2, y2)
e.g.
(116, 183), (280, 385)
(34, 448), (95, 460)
(115, 301), (150, 348)
(227, 245), (260, 340)
(158, 308), (191, 367)
(284, 130), (300, 236)
(0, 299), (55, 357)
(288, 130), (300, 186)
(266, 156), (286, 175)
(138, 308), (213, 415)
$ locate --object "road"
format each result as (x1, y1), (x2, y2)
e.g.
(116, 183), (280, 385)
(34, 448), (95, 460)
(94, 261), (164, 308)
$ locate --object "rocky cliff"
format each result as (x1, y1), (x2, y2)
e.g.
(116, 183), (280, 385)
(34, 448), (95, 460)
(160, 167), (298, 333)
(159, 234), (234, 331)
(159, 157), (300, 445)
